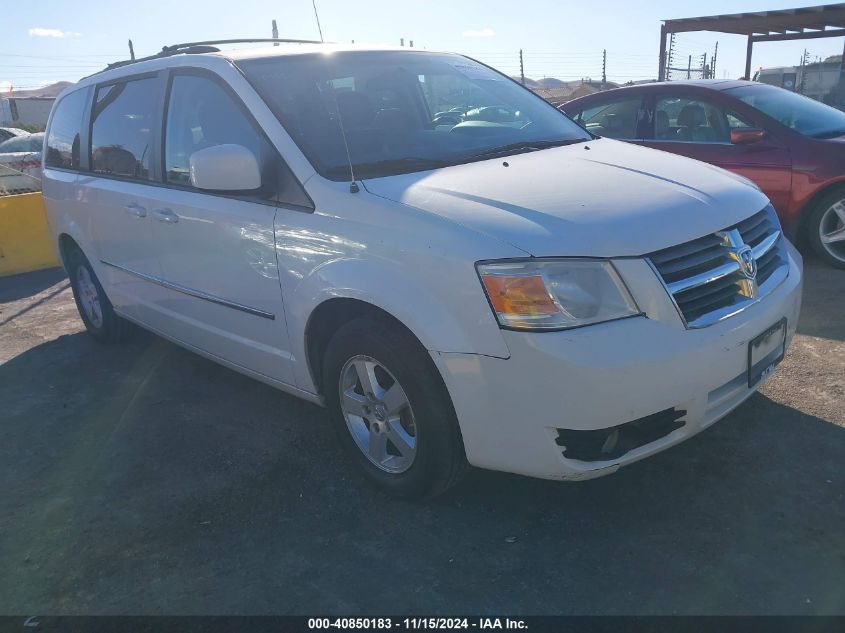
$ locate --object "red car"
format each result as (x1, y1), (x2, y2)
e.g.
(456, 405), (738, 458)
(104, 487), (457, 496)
(561, 80), (845, 268)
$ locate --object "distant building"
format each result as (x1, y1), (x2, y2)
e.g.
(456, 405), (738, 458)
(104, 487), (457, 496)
(756, 60), (844, 103)
(0, 96), (54, 129)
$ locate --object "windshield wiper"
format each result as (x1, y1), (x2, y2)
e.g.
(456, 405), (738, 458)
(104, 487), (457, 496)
(469, 139), (587, 160)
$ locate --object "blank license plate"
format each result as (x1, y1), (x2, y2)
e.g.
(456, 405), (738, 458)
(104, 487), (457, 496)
(748, 318), (787, 388)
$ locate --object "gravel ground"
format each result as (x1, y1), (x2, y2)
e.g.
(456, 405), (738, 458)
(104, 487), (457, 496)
(0, 257), (843, 615)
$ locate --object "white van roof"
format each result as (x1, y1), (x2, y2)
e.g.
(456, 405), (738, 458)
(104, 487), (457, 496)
(69, 41), (452, 93)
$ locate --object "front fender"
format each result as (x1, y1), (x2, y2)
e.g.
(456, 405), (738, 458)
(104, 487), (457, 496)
(285, 256), (511, 393)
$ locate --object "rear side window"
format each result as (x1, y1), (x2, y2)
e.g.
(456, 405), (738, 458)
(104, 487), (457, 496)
(164, 74), (269, 186)
(45, 90), (87, 169)
(574, 97), (647, 140)
(91, 77), (159, 180)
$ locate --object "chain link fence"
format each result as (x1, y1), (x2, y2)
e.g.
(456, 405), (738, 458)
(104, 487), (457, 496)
(0, 162), (42, 197)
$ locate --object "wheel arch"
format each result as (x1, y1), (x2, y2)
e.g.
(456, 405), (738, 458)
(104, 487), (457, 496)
(286, 256), (511, 394)
(57, 232), (81, 268)
(796, 178), (845, 240)
(304, 297), (428, 397)
(50, 207), (97, 274)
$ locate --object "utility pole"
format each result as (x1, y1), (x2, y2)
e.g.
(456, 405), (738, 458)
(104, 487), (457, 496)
(602, 49), (607, 89)
(840, 39), (845, 82)
(666, 33), (676, 81)
(701, 52), (707, 78)
(519, 49), (525, 85)
(128, 39), (135, 61)
(798, 49), (810, 93)
(272, 19), (279, 46)
(711, 42), (718, 79)
(687, 54), (692, 80)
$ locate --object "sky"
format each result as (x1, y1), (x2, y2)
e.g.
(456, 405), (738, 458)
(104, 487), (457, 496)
(2, 0), (844, 91)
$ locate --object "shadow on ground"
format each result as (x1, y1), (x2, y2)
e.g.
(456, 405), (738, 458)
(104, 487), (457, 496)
(0, 268), (66, 304)
(795, 256), (845, 342)
(0, 325), (843, 615)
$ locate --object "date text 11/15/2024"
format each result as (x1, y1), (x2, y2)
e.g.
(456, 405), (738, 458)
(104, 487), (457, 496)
(307, 617), (528, 630)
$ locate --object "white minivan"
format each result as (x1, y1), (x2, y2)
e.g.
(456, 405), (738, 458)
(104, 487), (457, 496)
(43, 41), (803, 497)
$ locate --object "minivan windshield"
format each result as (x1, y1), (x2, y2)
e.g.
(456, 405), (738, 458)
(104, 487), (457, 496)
(238, 51), (591, 180)
(727, 83), (845, 139)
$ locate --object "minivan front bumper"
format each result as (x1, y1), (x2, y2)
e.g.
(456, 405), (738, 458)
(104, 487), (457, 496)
(430, 243), (803, 481)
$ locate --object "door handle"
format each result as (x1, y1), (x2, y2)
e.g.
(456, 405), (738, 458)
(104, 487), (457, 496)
(124, 203), (147, 218)
(152, 208), (179, 224)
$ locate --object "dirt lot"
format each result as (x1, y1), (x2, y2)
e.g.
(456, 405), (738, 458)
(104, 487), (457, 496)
(0, 256), (843, 615)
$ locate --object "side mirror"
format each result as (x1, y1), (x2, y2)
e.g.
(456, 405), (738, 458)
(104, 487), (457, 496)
(730, 128), (766, 145)
(190, 144), (262, 192)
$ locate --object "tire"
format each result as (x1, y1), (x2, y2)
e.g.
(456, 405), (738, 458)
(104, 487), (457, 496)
(66, 246), (132, 343)
(807, 188), (845, 269)
(322, 317), (466, 499)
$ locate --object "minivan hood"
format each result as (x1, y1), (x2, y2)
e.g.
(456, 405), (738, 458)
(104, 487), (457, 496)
(362, 138), (769, 257)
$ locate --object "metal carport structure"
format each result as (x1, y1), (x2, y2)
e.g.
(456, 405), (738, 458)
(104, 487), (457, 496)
(658, 3), (845, 81)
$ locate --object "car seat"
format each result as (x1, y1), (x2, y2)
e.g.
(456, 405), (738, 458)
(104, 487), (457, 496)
(655, 110), (671, 140)
(676, 104), (716, 142)
(601, 113), (625, 138)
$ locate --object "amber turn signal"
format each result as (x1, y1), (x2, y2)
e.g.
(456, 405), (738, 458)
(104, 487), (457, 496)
(480, 274), (559, 316)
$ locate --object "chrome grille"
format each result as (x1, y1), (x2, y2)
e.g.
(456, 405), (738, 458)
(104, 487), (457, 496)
(648, 206), (788, 328)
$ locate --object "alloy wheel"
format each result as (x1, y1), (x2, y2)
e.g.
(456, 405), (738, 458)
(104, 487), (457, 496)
(76, 265), (103, 328)
(819, 198), (845, 264)
(338, 355), (417, 473)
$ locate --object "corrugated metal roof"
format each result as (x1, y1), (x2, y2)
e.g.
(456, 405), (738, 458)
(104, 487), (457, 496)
(663, 3), (845, 36)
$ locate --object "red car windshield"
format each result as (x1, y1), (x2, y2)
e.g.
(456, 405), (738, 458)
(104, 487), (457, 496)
(728, 84), (845, 139)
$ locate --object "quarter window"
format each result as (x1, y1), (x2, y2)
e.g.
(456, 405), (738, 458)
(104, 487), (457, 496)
(164, 74), (269, 186)
(45, 89), (86, 169)
(575, 98), (646, 139)
(91, 78), (159, 180)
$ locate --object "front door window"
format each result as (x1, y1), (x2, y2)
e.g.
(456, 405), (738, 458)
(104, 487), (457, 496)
(654, 96), (752, 143)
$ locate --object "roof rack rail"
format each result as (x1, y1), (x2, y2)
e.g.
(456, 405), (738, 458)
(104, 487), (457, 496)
(161, 38), (327, 53)
(96, 38), (329, 74)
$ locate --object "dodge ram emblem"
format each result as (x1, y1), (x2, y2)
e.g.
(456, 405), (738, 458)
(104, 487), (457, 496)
(737, 246), (757, 280)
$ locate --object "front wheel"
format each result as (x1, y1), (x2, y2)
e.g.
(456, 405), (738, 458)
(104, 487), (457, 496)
(807, 190), (845, 269)
(322, 317), (466, 499)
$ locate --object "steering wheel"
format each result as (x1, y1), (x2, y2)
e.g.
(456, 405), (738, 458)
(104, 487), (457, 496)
(432, 113), (463, 126)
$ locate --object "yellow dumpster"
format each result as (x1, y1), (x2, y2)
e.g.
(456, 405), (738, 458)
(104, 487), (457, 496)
(0, 192), (60, 277)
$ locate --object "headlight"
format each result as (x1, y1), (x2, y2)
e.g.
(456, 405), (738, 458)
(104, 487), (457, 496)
(477, 259), (640, 331)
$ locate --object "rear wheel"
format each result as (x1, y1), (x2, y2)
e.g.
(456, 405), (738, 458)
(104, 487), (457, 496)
(67, 246), (131, 343)
(807, 190), (845, 269)
(322, 317), (466, 499)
